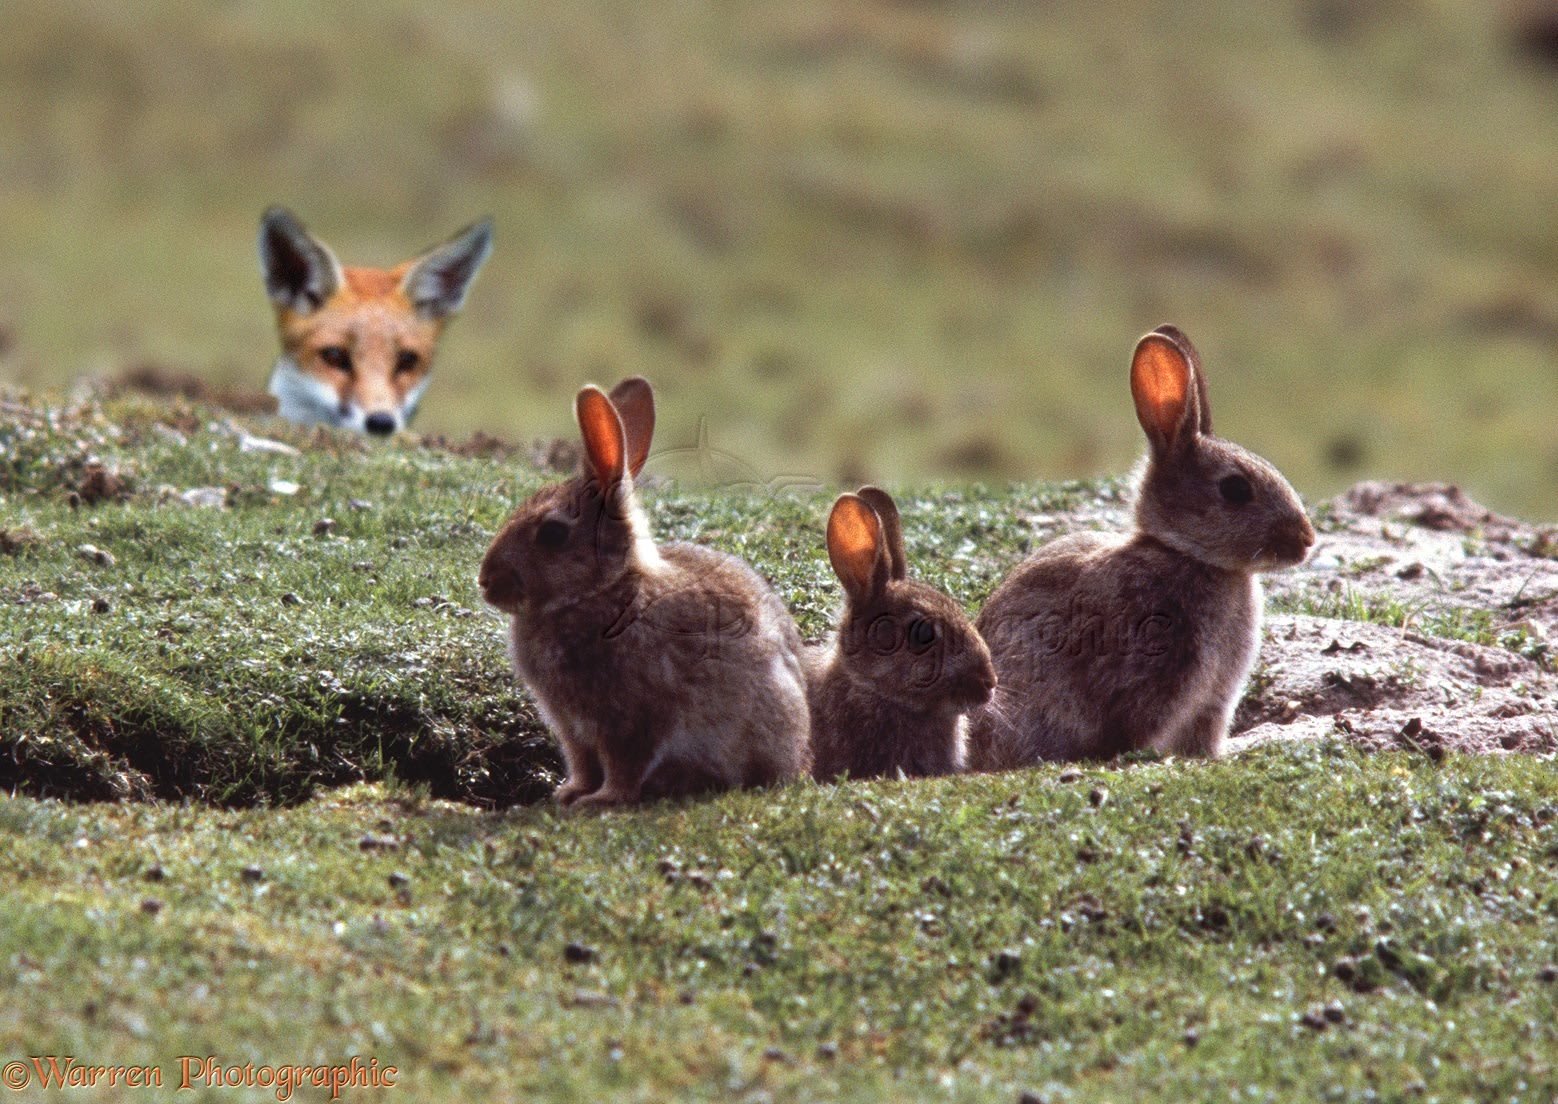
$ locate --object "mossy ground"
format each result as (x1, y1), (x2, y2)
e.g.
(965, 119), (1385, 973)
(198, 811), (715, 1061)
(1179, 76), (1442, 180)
(3, 751), (1556, 1102)
(0, 393), (1096, 807)
(2, 395), (1556, 1101)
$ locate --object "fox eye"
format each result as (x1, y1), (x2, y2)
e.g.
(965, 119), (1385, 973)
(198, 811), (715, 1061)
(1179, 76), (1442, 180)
(535, 519), (570, 549)
(395, 350), (421, 375)
(1219, 474), (1253, 506)
(319, 346), (352, 373)
(907, 617), (938, 652)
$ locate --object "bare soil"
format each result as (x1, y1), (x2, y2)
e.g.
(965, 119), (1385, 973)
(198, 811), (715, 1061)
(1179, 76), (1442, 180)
(1235, 482), (1557, 756)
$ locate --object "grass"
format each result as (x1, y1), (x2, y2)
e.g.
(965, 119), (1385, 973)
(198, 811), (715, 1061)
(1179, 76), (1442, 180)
(4, 749), (1557, 1102)
(0, 392), (1106, 807)
(1, 0), (1556, 518)
(0, 391), (1546, 805)
(3, 394), (1557, 1099)
(1271, 584), (1554, 666)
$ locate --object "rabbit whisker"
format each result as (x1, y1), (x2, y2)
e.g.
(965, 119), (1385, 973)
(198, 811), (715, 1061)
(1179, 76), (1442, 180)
(981, 684), (1022, 734)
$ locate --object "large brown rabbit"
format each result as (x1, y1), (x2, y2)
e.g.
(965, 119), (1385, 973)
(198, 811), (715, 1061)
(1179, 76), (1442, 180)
(478, 378), (811, 807)
(967, 326), (1315, 768)
(807, 487), (996, 782)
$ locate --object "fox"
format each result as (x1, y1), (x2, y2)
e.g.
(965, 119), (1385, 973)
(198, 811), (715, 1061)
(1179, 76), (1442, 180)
(258, 206), (493, 435)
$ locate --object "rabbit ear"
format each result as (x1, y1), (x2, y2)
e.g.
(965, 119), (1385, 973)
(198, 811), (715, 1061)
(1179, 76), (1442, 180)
(1149, 324), (1212, 436)
(1131, 328), (1202, 457)
(608, 377), (655, 478)
(855, 486), (906, 581)
(576, 386), (627, 486)
(827, 494), (890, 602)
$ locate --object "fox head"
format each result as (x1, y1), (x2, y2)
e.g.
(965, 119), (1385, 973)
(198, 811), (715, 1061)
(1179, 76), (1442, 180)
(258, 207), (493, 436)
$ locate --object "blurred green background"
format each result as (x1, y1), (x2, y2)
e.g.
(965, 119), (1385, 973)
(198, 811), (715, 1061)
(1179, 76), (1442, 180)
(2, 0), (1556, 517)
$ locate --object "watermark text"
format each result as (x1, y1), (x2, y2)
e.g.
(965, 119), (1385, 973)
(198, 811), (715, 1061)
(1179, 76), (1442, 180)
(2, 1055), (396, 1100)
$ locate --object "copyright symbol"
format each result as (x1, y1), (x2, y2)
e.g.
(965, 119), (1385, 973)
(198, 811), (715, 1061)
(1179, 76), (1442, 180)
(2, 1062), (29, 1090)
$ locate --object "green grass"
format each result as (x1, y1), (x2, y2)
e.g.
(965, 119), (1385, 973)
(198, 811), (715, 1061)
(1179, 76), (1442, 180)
(1, 0), (1556, 518)
(4, 749), (1557, 1102)
(0, 393), (1103, 807)
(3, 395), (1557, 1099)
(0, 392), (1546, 806)
(1272, 584), (1554, 666)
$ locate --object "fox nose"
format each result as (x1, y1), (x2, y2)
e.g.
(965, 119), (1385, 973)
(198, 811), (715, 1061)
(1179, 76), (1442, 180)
(364, 412), (397, 436)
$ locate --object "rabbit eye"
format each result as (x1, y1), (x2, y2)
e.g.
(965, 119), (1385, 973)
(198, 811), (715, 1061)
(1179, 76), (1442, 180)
(908, 618), (938, 652)
(535, 519), (570, 548)
(1218, 474), (1253, 506)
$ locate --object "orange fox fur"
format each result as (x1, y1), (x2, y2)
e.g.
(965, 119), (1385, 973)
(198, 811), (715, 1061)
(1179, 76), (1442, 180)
(258, 207), (492, 435)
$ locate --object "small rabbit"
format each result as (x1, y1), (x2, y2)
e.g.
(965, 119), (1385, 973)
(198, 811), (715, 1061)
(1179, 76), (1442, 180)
(478, 377), (811, 807)
(807, 487), (997, 781)
(967, 325), (1315, 768)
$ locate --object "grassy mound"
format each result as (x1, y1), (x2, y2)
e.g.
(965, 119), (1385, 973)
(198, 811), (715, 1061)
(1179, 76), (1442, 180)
(1, 392), (1091, 806)
(4, 392), (1552, 806)
(2, 394), (1556, 1100)
(3, 749), (1556, 1101)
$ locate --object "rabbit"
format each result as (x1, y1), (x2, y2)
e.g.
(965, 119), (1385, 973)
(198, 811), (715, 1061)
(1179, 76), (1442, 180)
(806, 486), (997, 782)
(477, 377), (811, 808)
(966, 325), (1315, 769)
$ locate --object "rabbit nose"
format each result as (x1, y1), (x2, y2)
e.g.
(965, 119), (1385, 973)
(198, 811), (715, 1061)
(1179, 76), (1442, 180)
(1272, 517), (1316, 564)
(1290, 516), (1317, 551)
(477, 560), (523, 610)
(964, 663), (997, 705)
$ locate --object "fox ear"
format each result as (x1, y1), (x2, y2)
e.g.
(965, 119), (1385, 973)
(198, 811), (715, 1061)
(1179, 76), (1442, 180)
(1130, 327), (1202, 457)
(827, 493), (890, 603)
(576, 386), (627, 487)
(402, 217), (494, 320)
(607, 377), (655, 479)
(854, 486), (906, 581)
(259, 206), (343, 314)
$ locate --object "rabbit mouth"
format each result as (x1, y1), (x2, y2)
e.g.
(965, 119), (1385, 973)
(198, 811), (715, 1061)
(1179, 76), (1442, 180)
(1254, 543), (1310, 571)
(479, 574), (524, 613)
(1259, 520), (1317, 569)
(951, 668), (998, 709)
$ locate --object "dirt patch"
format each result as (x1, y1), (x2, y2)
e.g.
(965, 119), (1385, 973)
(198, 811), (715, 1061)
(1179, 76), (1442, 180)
(1271, 480), (1558, 639)
(1234, 614), (1554, 755)
(99, 368), (578, 472)
(1236, 482), (1556, 758)
(417, 429), (578, 472)
(106, 363), (278, 416)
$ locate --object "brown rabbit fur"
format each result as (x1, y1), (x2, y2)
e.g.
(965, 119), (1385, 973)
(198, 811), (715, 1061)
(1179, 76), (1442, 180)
(967, 326), (1315, 768)
(807, 487), (997, 781)
(478, 378), (811, 807)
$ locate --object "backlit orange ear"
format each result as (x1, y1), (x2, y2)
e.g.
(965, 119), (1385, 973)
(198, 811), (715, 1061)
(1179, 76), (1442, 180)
(576, 386), (627, 485)
(608, 377), (655, 478)
(827, 494), (888, 602)
(1130, 332), (1198, 455)
(855, 486), (906, 581)
(1150, 324), (1211, 435)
